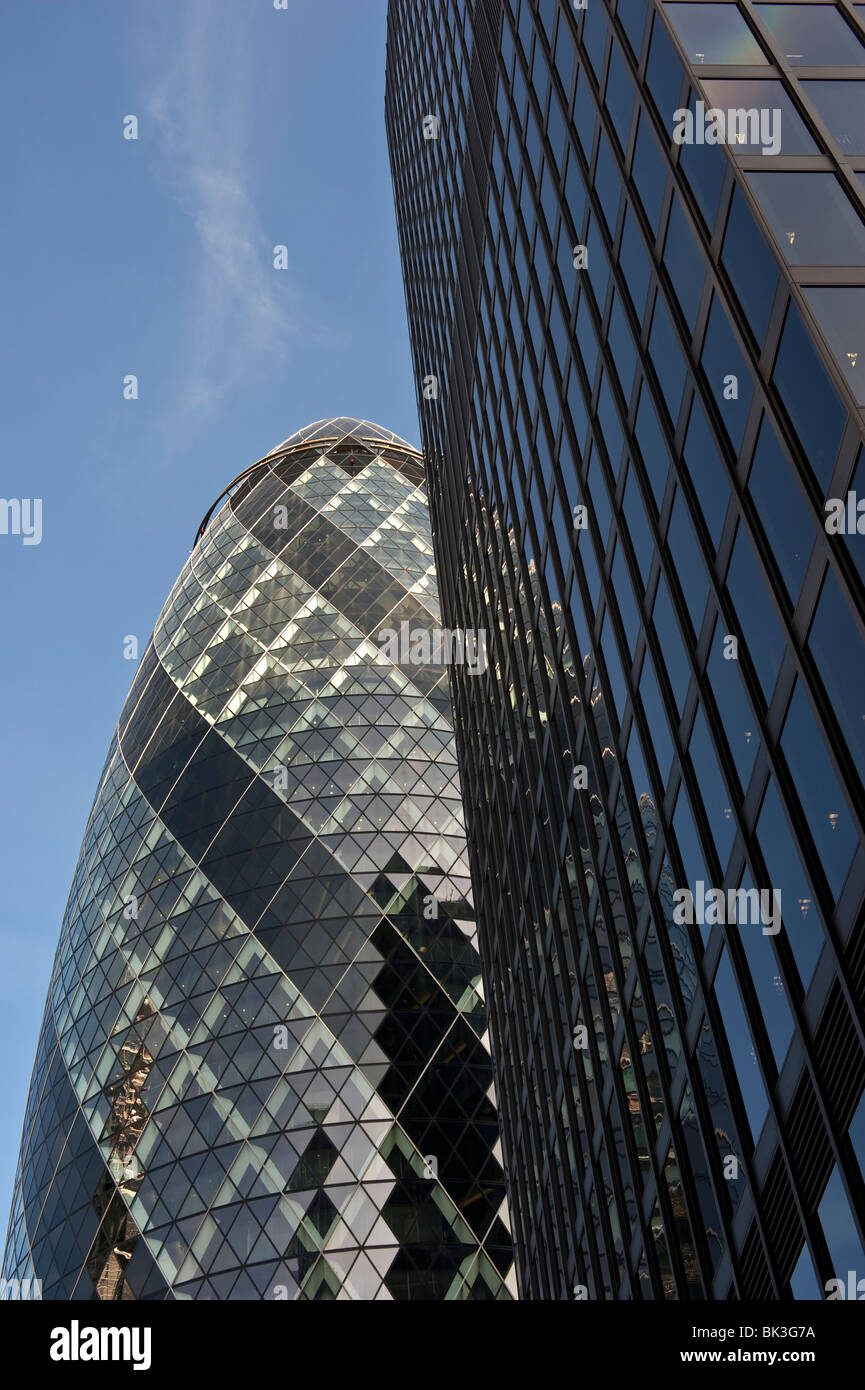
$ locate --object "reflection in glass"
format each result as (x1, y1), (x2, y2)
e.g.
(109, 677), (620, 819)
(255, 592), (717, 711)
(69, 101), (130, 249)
(679, 1081), (725, 1270)
(754, 3), (865, 66)
(667, 488), (709, 634)
(714, 949), (769, 1139)
(664, 3), (768, 65)
(683, 399), (729, 549)
(689, 704), (735, 870)
(737, 868), (796, 1072)
(803, 80), (865, 153)
(746, 414), (815, 601)
(707, 615), (759, 790)
(781, 680), (857, 899)
(664, 196), (706, 330)
(640, 651), (674, 784)
(772, 303), (845, 489)
(747, 172), (865, 265)
(721, 186), (779, 347)
(802, 287), (865, 405)
(756, 779), (822, 990)
(663, 1146), (704, 1294)
(678, 90), (727, 230)
(726, 522), (786, 702)
(819, 1165), (865, 1276)
(633, 108), (668, 233)
(700, 293), (754, 450)
(696, 1021), (747, 1211)
(2, 420), (514, 1302)
(809, 565), (865, 780)
(700, 78), (818, 154)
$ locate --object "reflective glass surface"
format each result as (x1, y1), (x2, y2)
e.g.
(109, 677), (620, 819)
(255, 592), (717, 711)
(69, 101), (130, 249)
(386, 0), (865, 1305)
(721, 186), (779, 347)
(699, 79), (818, 154)
(726, 522), (785, 701)
(781, 681), (857, 898)
(664, 3), (768, 64)
(713, 950), (769, 1139)
(678, 89), (727, 230)
(754, 3), (865, 65)
(683, 398), (730, 548)
(808, 566), (865, 777)
(707, 615), (759, 789)
(746, 172), (865, 265)
(756, 780), (823, 989)
(2, 420), (513, 1301)
(663, 196), (706, 330)
(700, 292), (754, 450)
(803, 80), (865, 152)
(802, 287), (865, 404)
(772, 303), (845, 488)
(746, 415), (815, 601)
(819, 1166), (865, 1275)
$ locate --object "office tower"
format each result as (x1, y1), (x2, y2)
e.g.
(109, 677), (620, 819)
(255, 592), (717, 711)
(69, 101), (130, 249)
(2, 418), (514, 1301)
(385, 0), (865, 1299)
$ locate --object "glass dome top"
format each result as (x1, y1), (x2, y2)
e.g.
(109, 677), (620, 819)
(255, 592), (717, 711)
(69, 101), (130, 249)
(267, 416), (421, 458)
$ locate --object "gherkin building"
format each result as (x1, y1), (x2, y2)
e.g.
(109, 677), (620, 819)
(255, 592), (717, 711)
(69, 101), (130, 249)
(2, 418), (514, 1301)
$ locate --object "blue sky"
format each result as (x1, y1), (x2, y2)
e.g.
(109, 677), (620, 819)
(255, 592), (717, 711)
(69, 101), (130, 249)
(0, 0), (417, 1215)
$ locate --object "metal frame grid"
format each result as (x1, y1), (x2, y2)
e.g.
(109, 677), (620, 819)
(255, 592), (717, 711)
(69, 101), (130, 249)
(386, 0), (865, 1299)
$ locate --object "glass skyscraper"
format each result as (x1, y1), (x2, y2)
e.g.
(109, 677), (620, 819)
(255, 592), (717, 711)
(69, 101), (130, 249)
(2, 418), (514, 1301)
(386, 0), (865, 1298)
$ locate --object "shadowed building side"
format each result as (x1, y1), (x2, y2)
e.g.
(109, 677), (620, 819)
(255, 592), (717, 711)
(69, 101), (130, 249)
(385, 0), (865, 1300)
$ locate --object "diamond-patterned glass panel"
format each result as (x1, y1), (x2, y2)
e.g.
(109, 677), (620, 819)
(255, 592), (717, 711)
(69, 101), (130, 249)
(2, 420), (513, 1300)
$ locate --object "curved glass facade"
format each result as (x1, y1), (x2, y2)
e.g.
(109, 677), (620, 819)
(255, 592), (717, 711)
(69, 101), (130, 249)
(2, 418), (514, 1301)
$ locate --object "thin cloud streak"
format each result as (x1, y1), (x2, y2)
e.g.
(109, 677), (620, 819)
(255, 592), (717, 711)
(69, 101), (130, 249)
(140, 0), (336, 415)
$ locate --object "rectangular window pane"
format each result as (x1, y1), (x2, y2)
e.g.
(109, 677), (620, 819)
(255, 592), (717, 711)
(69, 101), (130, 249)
(726, 523), (785, 703)
(803, 80), (865, 154)
(780, 680), (857, 900)
(746, 415), (815, 602)
(700, 77), (817, 154)
(802, 287), (865, 407)
(664, 3), (768, 64)
(755, 3), (865, 66)
(747, 172), (865, 266)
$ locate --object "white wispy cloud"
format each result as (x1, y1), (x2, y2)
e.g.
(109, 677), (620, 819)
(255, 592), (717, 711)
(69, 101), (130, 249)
(138, 0), (331, 413)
